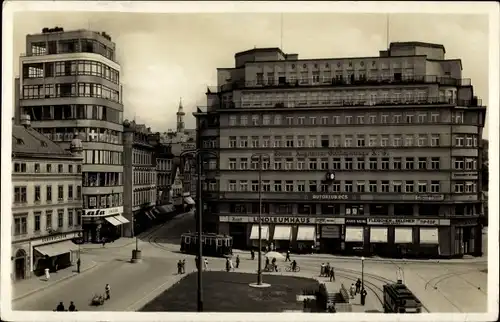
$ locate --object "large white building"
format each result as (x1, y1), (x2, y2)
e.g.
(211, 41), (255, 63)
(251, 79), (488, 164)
(12, 116), (83, 281)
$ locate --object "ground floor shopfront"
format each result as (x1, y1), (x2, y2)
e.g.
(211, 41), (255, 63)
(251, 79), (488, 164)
(217, 215), (483, 258)
(81, 206), (130, 243)
(12, 231), (82, 281)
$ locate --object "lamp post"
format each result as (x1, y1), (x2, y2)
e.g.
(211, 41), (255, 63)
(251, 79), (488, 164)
(250, 153), (271, 287)
(361, 256), (365, 290)
(180, 149), (218, 312)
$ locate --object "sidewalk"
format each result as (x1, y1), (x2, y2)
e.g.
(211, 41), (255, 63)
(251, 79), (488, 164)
(79, 237), (136, 251)
(13, 259), (98, 301)
(231, 248), (487, 264)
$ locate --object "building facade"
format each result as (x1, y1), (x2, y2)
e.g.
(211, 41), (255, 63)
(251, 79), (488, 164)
(12, 116), (83, 281)
(123, 121), (158, 236)
(18, 27), (125, 243)
(195, 42), (486, 258)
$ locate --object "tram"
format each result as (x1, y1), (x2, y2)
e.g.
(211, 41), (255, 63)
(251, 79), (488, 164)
(180, 232), (233, 257)
(383, 280), (423, 313)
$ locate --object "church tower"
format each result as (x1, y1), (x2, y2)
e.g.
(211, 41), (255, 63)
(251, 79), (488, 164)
(176, 97), (185, 133)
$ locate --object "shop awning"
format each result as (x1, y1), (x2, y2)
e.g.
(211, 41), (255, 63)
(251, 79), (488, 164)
(35, 240), (78, 257)
(394, 227), (413, 243)
(105, 216), (122, 226)
(184, 197), (195, 205)
(370, 227), (388, 243)
(273, 225), (292, 240)
(113, 214), (130, 224)
(296, 226), (316, 241)
(420, 228), (439, 244)
(156, 204), (175, 214)
(250, 225), (269, 240)
(345, 226), (364, 242)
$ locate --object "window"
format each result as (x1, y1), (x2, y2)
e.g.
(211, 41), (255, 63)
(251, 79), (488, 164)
(381, 181), (389, 192)
(356, 181), (365, 192)
(404, 135), (414, 147)
(344, 158), (353, 170)
(229, 115), (237, 126)
(406, 114), (413, 123)
(58, 185), (64, 201)
(297, 136), (305, 147)
(321, 116), (329, 125)
(274, 115), (282, 125)
(34, 212), (41, 231)
(344, 136), (353, 147)
(345, 116), (352, 124)
(251, 115), (259, 126)
(320, 158), (329, 170)
(240, 158), (248, 170)
(454, 158), (464, 170)
(308, 158), (317, 170)
(405, 181), (414, 193)
(240, 180), (248, 192)
(431, 113), (439, 123)
(331, 135), (340, 147)
(286, 136), (294, 147)
(77, 186), (81, 199)
(405, 157), (414, 170)
(58, 164), (64, 173)
(14, 215), (28, 236)
(381, 158), (389, 170)
(466, 136), (473, 147)
(77, 165), (81, 173)
(454, 182), (464, 193)
(274, 180), (282, 192)
(58, 209), (64, 228)
(393, 135), (402, 147)
(308, 136), (317, 147)
(417, 135), (427, 147)
(418, 157), (427, 170)
(368, 135), (377, 147)
(332, 158), (341, 170)
(454, 112), (464, 124)
(380, 135), (389, 147)
(14, 163), (27, 173)
(309, 180), (318, 192)
(431, 157), (440, 170)
(357, 116), (364, 124)
(34, 185), (41, 202)
(229, 158), (236, 170)
(393, 158), (402, 170)
(455, 136), (464, 147)
(286, 116), (293, 125)
(393, 114), (402, 123)
(228, 180), (236, 191)
(321, 135), (329, 148)
(357, 157), (365, 170)
(274, 158), (282, 170)
(369, 115), (377, 124)
(431, 181), (440, 193)
(298, 117), (305, 125)
(310, 117), (317, 125)
(393, 181), (402, 193)
(465, 182), (475, 193)
(251, 136), (259, 148)
(344, 181), (353, 193)
(240, 115), (248, 126)
(418, 114), (427, 123)
(465, 158), (474, 170)
(251, 180), (259, 192)
(229, 136), (237, 148)
(332, 182), (340, 192)
(46, 210), (53, 230)
(369, 157), (378, 170)
(68, 209), (74, 227)
(239, 136), (248, 148)
(274, 136), (282, 148)
(431, 135), (440, 147)
(34, 163), (40, 173)
(297, 159), (305, 170)
(381, 114), (388, 124)
(68, 165), (73, 173)
(320, 182), (329, 192)
(418, 182), (427, 193)
(332, 116), (340, 124)
(297, 181), (305, 192)
(285, 181), (294, 192)
(14, 186), (27, 203)
(369, 181), (377, 193)
(357, 135), (365, 147)
(262, 136), (270, 148)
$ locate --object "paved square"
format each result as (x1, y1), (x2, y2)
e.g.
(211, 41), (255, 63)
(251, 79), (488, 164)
(140, 271), (320, 312)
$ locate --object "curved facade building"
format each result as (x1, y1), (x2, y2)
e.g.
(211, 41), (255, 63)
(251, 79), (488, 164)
(19, 28), (126, 243)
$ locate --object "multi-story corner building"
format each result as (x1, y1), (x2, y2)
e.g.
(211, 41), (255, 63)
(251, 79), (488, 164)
(18, 27), (125, 243)
(123, 121), (158, 236)
(195, 42), (486, 258)
(12, 115), (83, 281)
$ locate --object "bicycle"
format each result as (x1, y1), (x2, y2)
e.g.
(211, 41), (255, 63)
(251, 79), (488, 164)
(285, 265), (301, 272)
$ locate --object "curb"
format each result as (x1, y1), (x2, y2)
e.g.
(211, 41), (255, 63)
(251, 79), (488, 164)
(13, 261), (98, 301)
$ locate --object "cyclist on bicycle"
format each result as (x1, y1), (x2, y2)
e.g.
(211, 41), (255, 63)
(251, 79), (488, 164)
(291, 260), (297, 272)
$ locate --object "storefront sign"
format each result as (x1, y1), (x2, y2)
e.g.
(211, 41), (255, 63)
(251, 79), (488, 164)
(274, 149), (388, 158)
(83, 206), (124, 217)
(321, 225), (341, 238)
(345, 218), (367, 225)
(452, 172), (478, 180)
(415, 194), (444, 201)
(181, 143), (196, 151)
(311, 194), (350, 201)
(367, 218), (450, 226)
(253, 216), (313, 224)
(31, 231), (81, 247)
(454, 219), (478, 226)
(315, 217), (345, 225)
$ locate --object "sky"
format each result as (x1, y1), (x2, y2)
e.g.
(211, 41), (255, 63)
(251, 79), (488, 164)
(11, 11), (490, 135)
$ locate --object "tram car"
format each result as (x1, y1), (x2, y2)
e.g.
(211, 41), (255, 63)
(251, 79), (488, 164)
(180, 232), (233, 257)
(383, 280), (423, 313)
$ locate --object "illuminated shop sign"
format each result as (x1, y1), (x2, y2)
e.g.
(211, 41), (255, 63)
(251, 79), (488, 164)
(311, 194), (350, 200)
(82, 206), (124, 217)
(415, 194), (445, 201)
(367, 218), (450, 226)
(345, 218), (367, 225)
(274, 149), (388, 158)
(219, 216), (345, 225)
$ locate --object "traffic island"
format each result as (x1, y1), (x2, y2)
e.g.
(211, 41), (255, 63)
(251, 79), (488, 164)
(131, 249), (142, 263)
(139, 271), (321, 312)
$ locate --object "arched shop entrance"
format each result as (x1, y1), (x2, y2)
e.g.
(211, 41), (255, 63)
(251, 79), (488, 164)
(14, 249), (27, 281)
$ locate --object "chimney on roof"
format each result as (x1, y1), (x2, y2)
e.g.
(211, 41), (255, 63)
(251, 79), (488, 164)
(20, 114), (31, 128)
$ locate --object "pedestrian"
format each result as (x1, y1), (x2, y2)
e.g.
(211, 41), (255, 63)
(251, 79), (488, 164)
(177, 260), (182, 274)
(251, 249), (255, 260)
(320, 263), (325, 276)
(102, 238), (106, 248)
(105, 283), (111, 300)
(76, 258), (81, 274)
(329, 267), (335, 282)
(350, 283), (356, 299)
(285, 250), (291, 262)
(326, 262), (331, 275)
(355, 278), (362, 294)
(204, 257), (208, 270)
(265, 245), (269, 253)
(56, 301), (65, 311)
(229, 258), (234, 271)
(235, 255), (240, 268)
(182, 259), (186, 274)
(68, 301), (76, 312)
(225, 258), (230, 272)
(44, 268), (50, 281)
(360, 288), (367, 306)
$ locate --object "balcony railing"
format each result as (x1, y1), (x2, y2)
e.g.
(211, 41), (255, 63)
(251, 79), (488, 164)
(208, 75), (472, 93)
(206, 96), (482, 110)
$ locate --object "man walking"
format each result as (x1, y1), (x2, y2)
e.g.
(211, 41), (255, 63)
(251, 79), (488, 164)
(355, 278), (362, 294)
(360, 288), (367, 306)
(182, 259), (186, 274)
(76, 258), (81, 274)
(235, 255), (240, 269)
(329, 266), (335, 282)
(285, 250), (291, 262)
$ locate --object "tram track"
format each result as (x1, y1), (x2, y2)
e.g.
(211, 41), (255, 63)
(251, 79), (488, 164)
(424, 268), (486, 294)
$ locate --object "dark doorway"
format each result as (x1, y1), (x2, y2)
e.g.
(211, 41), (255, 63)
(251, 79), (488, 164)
(14, 249), (26, 280)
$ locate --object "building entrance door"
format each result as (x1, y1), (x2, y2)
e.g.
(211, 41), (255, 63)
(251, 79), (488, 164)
(14, 249), (26, 280)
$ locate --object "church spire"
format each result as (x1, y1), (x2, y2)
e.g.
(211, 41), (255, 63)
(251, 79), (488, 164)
(176, 97), (185, 133)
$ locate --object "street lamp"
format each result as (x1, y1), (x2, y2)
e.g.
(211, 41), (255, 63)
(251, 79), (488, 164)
(361, 256), (365, 290)
(180, 149), (218, 312)
(250, 153), (270, 287)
